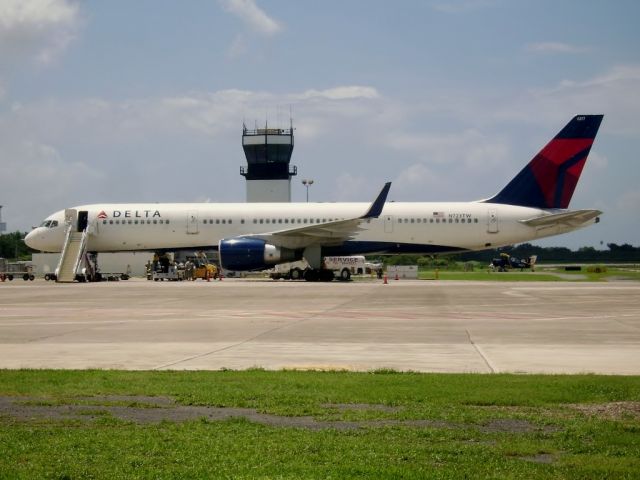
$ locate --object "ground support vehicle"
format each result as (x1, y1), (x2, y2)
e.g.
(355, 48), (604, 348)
(0, 258), (35, 281)
(269, 256), (367, 282)
(490, 253), (537, 272)
(152, 266), (184, 281)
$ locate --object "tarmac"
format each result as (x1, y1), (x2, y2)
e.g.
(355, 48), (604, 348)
(1, 278), (639, 374)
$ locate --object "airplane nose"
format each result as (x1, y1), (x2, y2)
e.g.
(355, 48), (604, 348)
(24, 229), (41, 250)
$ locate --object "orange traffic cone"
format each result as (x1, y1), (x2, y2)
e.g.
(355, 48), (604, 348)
(383, 274), (388, 284)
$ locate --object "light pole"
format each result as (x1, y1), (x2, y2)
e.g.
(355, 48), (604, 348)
(302, 179), (314, 202)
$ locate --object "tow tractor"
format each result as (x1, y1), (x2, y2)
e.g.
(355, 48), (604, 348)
(490, 253), (537, 272)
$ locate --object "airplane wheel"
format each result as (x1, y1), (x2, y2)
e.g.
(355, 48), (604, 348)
(320, 269), (334, 282)
(29, 275), (35, 281)
(339, 268), (351, 281)
(290, 268), (303, 280)
(304, 269), (319, 282)
(23, 274), (30, 281)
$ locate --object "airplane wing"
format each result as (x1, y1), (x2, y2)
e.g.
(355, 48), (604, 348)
(519, 209), (602, 229)
(243, 182), (391, 250)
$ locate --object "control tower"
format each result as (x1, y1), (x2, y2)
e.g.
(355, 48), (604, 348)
(240, 123), (297, 202)
(0, 206), (6, 234)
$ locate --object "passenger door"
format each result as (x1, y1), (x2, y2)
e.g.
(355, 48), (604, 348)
(487, 209), (499, 233)
(187, 211), (199, 234)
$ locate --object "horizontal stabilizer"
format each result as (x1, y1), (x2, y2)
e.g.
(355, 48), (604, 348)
(520, 209), (602, 228)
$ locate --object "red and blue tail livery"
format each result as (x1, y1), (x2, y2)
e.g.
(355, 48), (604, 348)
(486, 115), (603, 209)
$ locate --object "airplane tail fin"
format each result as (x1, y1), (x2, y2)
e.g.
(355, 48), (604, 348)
(485, 115), (603, 209)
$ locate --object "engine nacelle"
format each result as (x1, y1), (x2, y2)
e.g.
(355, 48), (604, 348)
(218, 238), (300, 271)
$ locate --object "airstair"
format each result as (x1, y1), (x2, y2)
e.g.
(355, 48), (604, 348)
(55, 211), (90, 283)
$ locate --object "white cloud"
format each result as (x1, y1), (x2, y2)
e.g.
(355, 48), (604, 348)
(525, 42), (590, 54)
(0, 0), (80, 65)
(394, 163), (437, 190)
(299, 86), (380, 101)
(220, 0), (281, 36)
(227, 33), (248, 58)
(383, 129), (510, 170)
(481, 64), (640, 136)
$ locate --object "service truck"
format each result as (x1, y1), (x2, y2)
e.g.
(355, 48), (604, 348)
(270, 256), (366, 281)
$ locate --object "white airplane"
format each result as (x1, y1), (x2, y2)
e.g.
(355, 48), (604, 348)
(26, 115), (604, 281)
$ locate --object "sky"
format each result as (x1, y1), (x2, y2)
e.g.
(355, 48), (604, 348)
(1, 0), (639, 249)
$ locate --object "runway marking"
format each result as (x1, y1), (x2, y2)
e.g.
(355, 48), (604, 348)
(152, 284), (384, 369)
(465, 329), (495, 373)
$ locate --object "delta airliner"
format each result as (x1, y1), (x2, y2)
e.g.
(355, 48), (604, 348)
(25, 115), (604, 279)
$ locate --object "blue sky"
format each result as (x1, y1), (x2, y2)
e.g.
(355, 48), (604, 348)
(1, 0), (639, 248)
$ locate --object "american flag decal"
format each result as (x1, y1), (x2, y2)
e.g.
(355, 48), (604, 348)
(97, 211), (107, 219)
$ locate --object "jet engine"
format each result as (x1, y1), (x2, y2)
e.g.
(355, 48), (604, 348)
(218, 238), (300, 271)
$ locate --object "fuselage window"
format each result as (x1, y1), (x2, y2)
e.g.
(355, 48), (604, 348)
(240, 219), (244, 224)
(474, 218), (478, 223)
(229, 220), (232, 224)
(259, 219), (264, 224)
(411, 219), (415, 223)
(430, 219), (433, 223)
(435, 219), (440, 224)
(278, 219), (282, 224)
(215, 219), (220, 224)
(448, 219), (452, 223)
(166, 220), (170, 225)
(102, 220), (107, 225)
(455, 219), (459, 223)
(152, 220), (157, 224)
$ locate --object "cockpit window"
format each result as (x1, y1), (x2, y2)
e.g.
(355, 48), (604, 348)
(39, 220), (59, 228)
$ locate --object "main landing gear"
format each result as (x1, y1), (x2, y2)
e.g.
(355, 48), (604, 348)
(303, 268), (335, 282)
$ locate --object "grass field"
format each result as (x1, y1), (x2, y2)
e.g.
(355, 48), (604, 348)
(418, 266), (640, 282)
(1, 370), (639, 479)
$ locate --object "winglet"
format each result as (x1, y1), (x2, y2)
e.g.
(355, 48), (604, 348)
(362, 182), (391, 219)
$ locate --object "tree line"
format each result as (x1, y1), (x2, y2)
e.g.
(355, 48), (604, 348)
(373, 242), (640, 267)
(0, 232), (36, 261)
(1, 230), (639, 264)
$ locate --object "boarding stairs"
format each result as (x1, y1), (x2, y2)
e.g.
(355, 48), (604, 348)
(55, 226), (89, 283)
